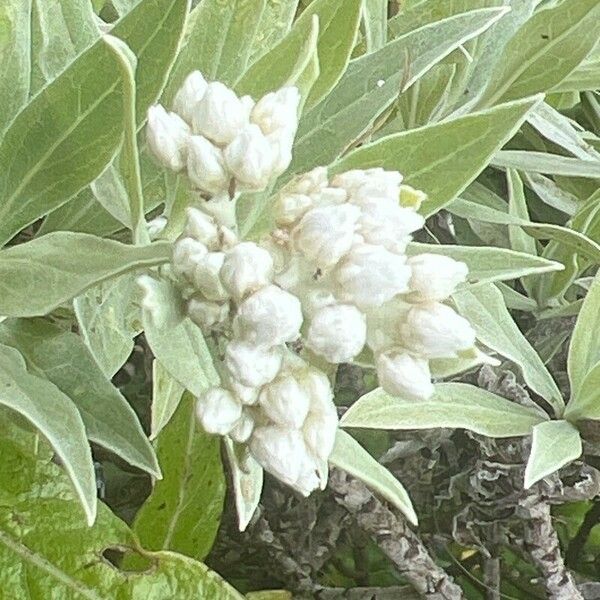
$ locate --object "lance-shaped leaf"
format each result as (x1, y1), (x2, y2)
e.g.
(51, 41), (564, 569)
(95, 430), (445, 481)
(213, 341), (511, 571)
(139, 276), (219, 398)
(524, 420), (582, 488)
(332, 95), (542, 217)
(329, 430), (417, 525)
(132, 394), (225, 561)
(0, 343), (96, 524)
(0, 434), (244, 598)
(565, 360), (600, 422)
(151, 359), (185, 440)
(0, 233), (171, 317)
(406, 242), (563, 284)
(341, 383), (547, 438)
(493, 151), (600, 179)
(453, 283), (563, 413)
(0, 318), (159, 479)
(0, 0), (189, 246)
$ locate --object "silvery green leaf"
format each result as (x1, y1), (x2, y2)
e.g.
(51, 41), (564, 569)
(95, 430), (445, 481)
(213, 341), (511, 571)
(139, 276), (219, 398)
(522, 171), (579, 216)
(552, 44), (600, 92)
(362, 0), (387, 52)
(74, 274), (142, 379)
(406, 242), (563, 283)
(341, 383), (548, 437)
(453, 283), (563, 413)
(0, 233), (170, 318)
(0, 318), (159, 479)
(0, 0), (32, 132)
(290, 7), (508, 176)
(333, 96), (541, 217)
(329, 430), (418, 526)
(565, 360), (600, 422)
(224, 438), (263, 532)
(493, 151), (600, 179)
(0, 343), (96, 524)
(524, 420), (582, 488)
(0, 0), (189, 247)
(151, 359), (185, 440)
(477, 0), (600, 107)
(430, 349), (500, 379)
(496, 282), (538, 312)
(248, 0), (299, 62)
(567, 272), (600, 400)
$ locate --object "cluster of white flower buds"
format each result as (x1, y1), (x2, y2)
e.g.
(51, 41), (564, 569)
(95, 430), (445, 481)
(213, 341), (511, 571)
(146, 71), (300, 195)
(269, 167), (476, 401)
(172, 208), (338, 496)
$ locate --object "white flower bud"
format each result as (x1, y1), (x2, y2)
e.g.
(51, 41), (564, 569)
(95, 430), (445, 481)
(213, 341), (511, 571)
(303, 411), (338, 463)
(376, 351), (434, 400)
(251, 87), (300, 136)
(196, 387), (241, 435)
(401, 303), (476, 358)
(187, 298), (229, 329)
(301, 288), (337, 319)
(229, 379), (260, 406)
(266, 128), (294, 176)
(173, 71), (207, 125)
(249, 426), (320, 496)
(229, 411), (254, 443)
(172, 237), (208, 280)
(193, 81), (250, 144)
(407, 254), (468, 301)
(191, 252), (229, 301)
(224, 124), (275, 190)
(304, 368), (336, 418)
(292, 167), (328, 195)
(355, 197), (424, 248)
(313, 186), (347, 207)
(224, 340), (282, 387)
(306, 304), (366, 363)
(275, 193), (313, 227)
(146, 105), (190, 171)
(147, 216), (167, 240)
(259, 371), (311, 429)
(332, 168), (402, 200)
(335, 243), (411, 308)
(187, 135), (230, 194)
(234, 285), (303, 347)
(292, 204), (361, 268)
(184, 208), (219, 249)
(220, 242), (274, 301)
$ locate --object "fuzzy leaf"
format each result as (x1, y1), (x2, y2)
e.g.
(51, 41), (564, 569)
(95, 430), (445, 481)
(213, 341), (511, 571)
(330, 430), (418, 525)
(151, 360), (185, 440)
(341, 383), (547, 438)
(0, 233), (171, 318)
(524, 420), (582, 488)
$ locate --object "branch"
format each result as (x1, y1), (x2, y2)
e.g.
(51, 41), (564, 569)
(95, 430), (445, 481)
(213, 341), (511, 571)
(328, 469), (465, 600)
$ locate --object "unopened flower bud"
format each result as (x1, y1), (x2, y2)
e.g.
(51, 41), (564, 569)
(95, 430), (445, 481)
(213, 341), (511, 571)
(191, 252), (229, 301)
(224, 341), (282, 387)
(292, 167), (328, 195)
(229, 411), (254, 443)
(292, 204), (361, 268)
(184, 208), (219, 249)
(303, 411), (338, 463)
(259, 371), (311, 429)
(234, 285), (303, 347)
(251, 87), (300, 136)
(335, 243), (411, 308)
(225, 124), (275, 190)
(407, 254), (468, 301)
(376, 351), (434, 400)
(147, 105), (190, 171)
(266, 129), (294, 176)
(187, 135), (229, 194)
(229, 379), (260, 406)
(249, 427), (320, 496)
(306, 304), (366, 363)
(332, 168), (402, 200)
(187, 298), (229, 329)
(172, 237), (208, 281)
(193, 81), (250, 144)
(220, 242), (274, 301)
(275, 193), (313, 227)
(196, 387), (241, 435)
(401, 303), (476, 358)
(173, 71), (207, 125)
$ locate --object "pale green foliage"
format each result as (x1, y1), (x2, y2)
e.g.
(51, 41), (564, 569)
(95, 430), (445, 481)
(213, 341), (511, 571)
(0, 0), (599, 594)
